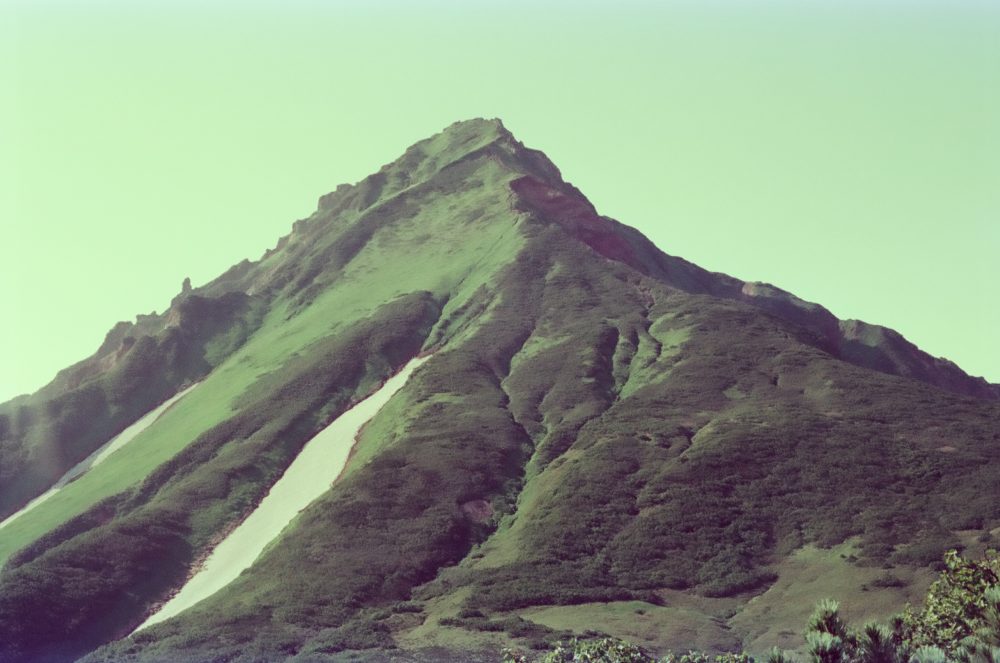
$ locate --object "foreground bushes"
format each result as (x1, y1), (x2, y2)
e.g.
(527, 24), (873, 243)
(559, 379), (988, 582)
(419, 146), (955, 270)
(505, 550), (1000, 663)
(503, 639), (756, 663)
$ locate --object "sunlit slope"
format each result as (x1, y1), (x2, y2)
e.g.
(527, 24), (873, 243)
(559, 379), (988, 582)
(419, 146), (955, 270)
(0, 384), (196, 547)
(1, 119), (997, 663)
(0, 291), (265, 521)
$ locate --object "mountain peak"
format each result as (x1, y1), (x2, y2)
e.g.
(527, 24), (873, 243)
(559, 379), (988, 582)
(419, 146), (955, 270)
(314, 118), (561, 216)
(4, 119), (1000, 663)
(440, 115), (508, 136)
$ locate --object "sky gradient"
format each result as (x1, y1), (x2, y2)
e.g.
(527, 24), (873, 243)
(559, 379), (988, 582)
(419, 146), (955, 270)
(3, 0), (999, 401)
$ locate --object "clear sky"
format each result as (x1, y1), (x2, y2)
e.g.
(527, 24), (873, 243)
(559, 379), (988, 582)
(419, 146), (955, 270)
(3, 0), (998, 402)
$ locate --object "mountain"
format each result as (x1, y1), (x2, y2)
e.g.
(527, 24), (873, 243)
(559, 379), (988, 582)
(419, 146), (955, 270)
(1, 118), (998, 663)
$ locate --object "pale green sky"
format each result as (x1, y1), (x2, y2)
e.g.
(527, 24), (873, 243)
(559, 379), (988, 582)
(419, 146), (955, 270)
(3, 1), (998, 402)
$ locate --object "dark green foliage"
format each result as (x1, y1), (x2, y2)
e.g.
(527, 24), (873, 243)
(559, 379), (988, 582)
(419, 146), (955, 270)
(441, 614), (557, 641)
(391, 601), (425, 614)
(301, 618), (395, 655)
(902, 551), (1000, 652)
(503, 637), (659, 663)
(955, 587), (1000, 663)
(892, 533), (964, 570)
(458, 562), (655, 613)
(855, 624), (902, 663)
(701, 569), (779, 598)
(868, 574), (907, 590)
(504, 638), (760, 663)
(0, 510), (190, 663)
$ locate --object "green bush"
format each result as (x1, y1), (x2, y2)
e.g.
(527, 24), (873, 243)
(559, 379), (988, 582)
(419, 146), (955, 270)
(503, 637), (658, 663)
(901, 550), (1000, 652)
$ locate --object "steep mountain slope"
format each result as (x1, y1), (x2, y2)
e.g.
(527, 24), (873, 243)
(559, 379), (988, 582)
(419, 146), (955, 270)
(0, 289), (265, 522)
(1, 119), (997, 663)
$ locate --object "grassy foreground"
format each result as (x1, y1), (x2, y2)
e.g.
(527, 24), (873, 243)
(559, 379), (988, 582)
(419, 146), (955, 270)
(505, 550), (1000, 663)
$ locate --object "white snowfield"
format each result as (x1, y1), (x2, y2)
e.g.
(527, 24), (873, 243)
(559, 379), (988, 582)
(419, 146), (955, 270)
(134, 354), (431, 632)
(0, 383), (200, 531)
